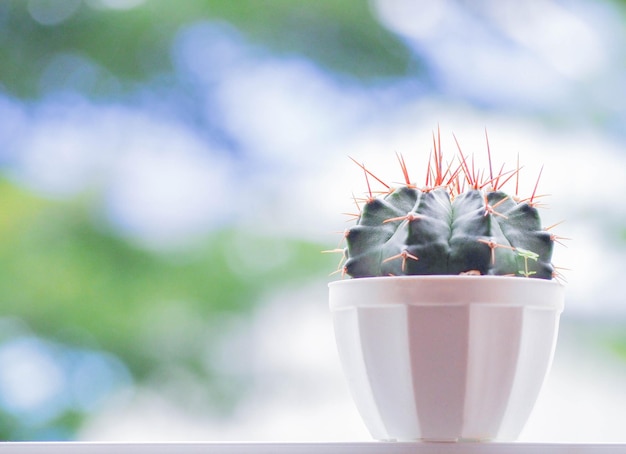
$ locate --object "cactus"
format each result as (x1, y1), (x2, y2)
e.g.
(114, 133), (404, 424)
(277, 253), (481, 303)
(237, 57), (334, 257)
(330, 132), (564, 280)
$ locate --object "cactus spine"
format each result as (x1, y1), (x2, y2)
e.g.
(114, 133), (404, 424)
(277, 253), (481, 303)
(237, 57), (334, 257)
(333, 133), (560, 280)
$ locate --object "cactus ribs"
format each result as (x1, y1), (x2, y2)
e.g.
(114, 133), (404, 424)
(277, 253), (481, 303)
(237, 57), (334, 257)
(328, 130), (567, 280)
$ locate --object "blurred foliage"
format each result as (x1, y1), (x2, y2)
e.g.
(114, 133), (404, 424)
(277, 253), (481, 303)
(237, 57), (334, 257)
(613, 340), (626, 361)
(0, 178), (332, 377)
(0, 0), (417, 99)
(0, 406), (84, 441)
(0, 0), (411, 441)
(0, 177), (335, 439)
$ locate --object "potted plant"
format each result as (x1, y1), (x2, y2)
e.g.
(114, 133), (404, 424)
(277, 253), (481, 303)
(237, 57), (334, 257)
(327, 131), (566, 442)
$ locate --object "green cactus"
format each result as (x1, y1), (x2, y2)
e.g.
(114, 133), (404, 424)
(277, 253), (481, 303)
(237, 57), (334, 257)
(332, 133), (562, 280)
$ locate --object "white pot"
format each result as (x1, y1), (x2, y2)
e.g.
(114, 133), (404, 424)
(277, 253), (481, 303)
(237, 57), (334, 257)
(329, 276), (564, 442)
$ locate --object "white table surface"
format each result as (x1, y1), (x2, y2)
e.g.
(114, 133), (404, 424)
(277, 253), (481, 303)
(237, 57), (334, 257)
(0, 443), (624, 454)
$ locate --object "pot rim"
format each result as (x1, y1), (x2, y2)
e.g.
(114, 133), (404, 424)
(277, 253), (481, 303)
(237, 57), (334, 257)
(329, 275), (565, 311)
(329, 274), (563, 288)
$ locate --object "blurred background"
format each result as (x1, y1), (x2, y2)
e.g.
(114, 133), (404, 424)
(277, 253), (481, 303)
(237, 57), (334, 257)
(0, 0), (626, 442)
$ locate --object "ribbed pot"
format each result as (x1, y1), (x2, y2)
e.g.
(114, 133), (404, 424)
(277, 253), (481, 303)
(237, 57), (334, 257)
(329, 276), (564, 442)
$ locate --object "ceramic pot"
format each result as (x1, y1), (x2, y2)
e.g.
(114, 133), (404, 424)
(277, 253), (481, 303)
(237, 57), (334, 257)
(329, 276), (564, 442)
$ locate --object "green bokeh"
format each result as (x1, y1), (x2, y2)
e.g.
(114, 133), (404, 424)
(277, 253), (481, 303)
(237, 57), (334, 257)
(0, 0), (416, 98)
